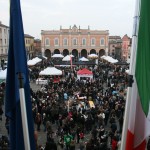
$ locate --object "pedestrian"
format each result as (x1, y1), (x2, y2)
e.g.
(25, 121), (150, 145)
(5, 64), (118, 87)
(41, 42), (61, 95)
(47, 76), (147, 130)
(64, 133), (73, 150)
(0, 106), (3, 121)
(35, 113), (42, 131)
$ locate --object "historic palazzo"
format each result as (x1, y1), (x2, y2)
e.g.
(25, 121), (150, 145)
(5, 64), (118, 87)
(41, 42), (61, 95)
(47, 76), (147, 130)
(41, 25), (109, 58)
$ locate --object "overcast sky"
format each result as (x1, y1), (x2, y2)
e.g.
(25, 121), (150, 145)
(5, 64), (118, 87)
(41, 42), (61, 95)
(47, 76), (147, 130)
(0, 0), (136, 39)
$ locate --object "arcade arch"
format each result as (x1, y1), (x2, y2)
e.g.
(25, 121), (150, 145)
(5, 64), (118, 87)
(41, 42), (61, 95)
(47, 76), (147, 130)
(54, 49), (60, 54)
(72, 49), (78, 58)
(90, 49), (96, 54)
(63, 49), (69, 56)
(44, 49), (51, 58)
(81, 49), (87, 58)
(99, 49), (105, 57)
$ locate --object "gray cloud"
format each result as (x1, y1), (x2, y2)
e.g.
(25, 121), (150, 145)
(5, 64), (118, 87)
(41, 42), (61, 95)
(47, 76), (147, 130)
(0, 0), (136, 38)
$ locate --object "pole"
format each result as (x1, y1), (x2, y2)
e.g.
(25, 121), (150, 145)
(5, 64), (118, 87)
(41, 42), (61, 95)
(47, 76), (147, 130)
(18, 73), (31, 150)
(68, 99), (70, 113)
(120, 0), (141, 149)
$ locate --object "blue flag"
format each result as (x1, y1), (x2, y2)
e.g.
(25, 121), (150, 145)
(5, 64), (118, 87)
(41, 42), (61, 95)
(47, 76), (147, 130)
(5, 0), (35, 149)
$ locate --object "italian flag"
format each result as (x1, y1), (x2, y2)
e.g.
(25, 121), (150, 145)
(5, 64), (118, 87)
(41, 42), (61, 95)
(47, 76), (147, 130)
(126, 0), (150, 149)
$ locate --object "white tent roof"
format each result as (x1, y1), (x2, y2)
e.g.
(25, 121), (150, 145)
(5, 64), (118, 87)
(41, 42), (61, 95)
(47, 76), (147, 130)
(52, 54), (64, 58)
(27, 57), (42, 66)
(88, 54), (98, 58)
(101, 55), (118, 63)
(69, 54), (74, 57)
(0, 69), (7, 79)
(43, 56), (47, 59)
(62, 55), (74, 61)
(39, 67), (62, 76)
(79, 57), (89, 61)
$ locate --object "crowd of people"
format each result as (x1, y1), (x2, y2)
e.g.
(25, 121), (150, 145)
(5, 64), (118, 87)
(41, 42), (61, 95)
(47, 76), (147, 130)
(0, 57), (130, 150)
(28, 58), (129, 150)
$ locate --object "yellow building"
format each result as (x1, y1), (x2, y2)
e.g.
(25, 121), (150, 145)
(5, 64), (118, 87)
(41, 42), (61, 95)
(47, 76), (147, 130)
(24, 34), (34, 60)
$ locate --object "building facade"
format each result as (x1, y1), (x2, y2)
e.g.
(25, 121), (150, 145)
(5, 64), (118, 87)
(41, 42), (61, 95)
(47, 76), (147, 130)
(109, 36), (122, 60)
(127, 38), (132, 63)
(41, 25), (109, 58)
(24, 34), (34, 60)
(122, 34), (131, 61)
(0, 21), (9, 66)
(34, 39), (41, 56)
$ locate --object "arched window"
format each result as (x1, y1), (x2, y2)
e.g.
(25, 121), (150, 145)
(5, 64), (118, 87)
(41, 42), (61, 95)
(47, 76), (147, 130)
(45, 38), (50, 46)
(91, 38), (95, 46)
(54, 38), (59, 46)
(82, 38), (86, 46)
(100, 38), (105, 46)
(63, 38), (68, 46)
(72, 38), (77, 45)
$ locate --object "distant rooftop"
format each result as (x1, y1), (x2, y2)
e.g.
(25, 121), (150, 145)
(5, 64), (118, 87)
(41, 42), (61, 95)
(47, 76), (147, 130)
(109, 36), (121, 39)
(0, 21), (9, 28)
(24, 34), (34, 38)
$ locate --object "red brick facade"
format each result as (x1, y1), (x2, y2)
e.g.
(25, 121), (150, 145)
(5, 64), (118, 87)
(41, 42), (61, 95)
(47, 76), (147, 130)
(41, 25), (109, 58)
(122, 34), (131, 60)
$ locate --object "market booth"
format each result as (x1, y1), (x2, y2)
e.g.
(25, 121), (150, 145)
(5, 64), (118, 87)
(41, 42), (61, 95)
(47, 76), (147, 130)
(77, 68), (93, 81)
(27, 57), (42, 66)
(0, 69), (7, 80)
(37, 67), (62, 84)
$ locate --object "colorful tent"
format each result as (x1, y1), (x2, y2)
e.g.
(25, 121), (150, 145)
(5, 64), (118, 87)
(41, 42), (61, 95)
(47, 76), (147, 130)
(77, 68), (93, 80)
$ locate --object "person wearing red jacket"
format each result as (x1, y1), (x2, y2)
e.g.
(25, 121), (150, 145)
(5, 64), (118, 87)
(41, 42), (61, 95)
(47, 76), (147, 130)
(111, 136), (118, 150)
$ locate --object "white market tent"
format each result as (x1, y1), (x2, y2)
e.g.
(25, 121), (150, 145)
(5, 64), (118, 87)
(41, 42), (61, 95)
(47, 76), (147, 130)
(39, 67), (62, 76)
(69, 54), (74, 57)
(0, 69), (7, 79)
(101, 55), (118, 63)
(79, 57), (89, 61)
(27, 57), (42, 66)
(88, 54), (98, 58)
(62, 55), (74, 61)
(43, 56), (47, 59)
(52, 54), (64, 58)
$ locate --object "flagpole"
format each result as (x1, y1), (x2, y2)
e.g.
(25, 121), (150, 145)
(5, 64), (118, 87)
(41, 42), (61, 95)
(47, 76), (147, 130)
(18, 73), (31, 150)
(120, 0), (141, 149)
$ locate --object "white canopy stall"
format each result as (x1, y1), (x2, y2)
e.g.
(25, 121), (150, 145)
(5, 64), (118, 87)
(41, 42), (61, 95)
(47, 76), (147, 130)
(37, 67), (62, 84)
(101, 55), (118, 63)
(62, 55), (74, 61)
(79, 57), (89, 61)
(0, 69), (7, 79)
(27, 57), (42, 66)
(88, 54), (98, 58)
(39, 67), (62, 76)
(51, 54), (64, 58)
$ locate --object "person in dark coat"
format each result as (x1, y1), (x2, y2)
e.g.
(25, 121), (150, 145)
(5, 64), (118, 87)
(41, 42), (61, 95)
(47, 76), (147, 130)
(44, 138), (57, 150)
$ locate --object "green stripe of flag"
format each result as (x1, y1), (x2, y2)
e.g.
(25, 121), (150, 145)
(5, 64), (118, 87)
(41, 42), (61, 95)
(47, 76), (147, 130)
(135, 0), (150, 116)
